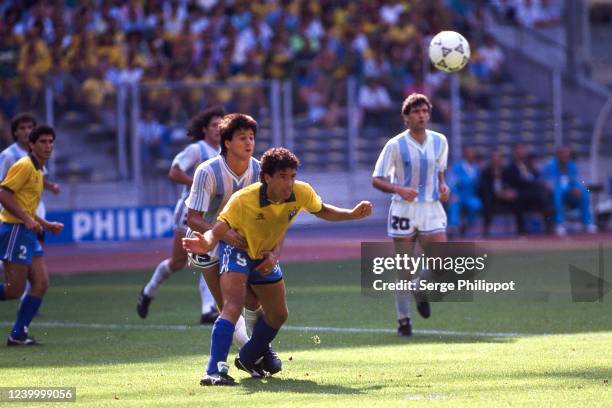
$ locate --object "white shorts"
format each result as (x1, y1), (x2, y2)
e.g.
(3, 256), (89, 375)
(387, 200), (447, 238)
(185, 228), (219, 269)
(173, 199), (188, 233)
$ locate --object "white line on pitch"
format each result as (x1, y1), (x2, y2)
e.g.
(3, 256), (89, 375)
(0, 320), (544, 338)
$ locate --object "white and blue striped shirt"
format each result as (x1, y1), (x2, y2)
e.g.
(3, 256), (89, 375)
(172, 140), (221, 204)
(186, 156), (261, 224)
(0, 143), (34, 180)
(373, 129), (448, 202)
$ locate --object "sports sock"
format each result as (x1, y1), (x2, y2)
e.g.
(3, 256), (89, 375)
(144, 259), (172, 297)
(11, 295), (42, 338)
(0, 284), (5, 300)
(243, 307), (261, 337)
(199, 274), (215, 314)
(394, 286), (412, 320)
(232, 315), (249, 348)
(239, 317), (279, 365)
(206, 318), (235, 375)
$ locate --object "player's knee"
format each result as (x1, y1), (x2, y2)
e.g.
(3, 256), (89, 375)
(266, 307), (288, 327)
(29, 279), (49, 296)
(168, 259), (186, 272)
(220, 302), (243, 323)
(3, 282), (25, 299)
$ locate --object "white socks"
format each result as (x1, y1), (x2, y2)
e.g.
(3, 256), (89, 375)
(199, 274), (215, 314)
(144, 259), (172, 297)
(232, 316), (249, 348)
(243, 307), (262, 337)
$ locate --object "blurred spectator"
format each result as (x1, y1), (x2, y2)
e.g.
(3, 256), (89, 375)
(17, 22), (52, 107)
(516, 0), (561, 28)
(0, 26), (21, 81)
(476, 35), (505, 83)
(138, 109), (167, 164)
(448, 147), (482, 236)
(357, 75), (393, 128)
(81, 65), (115, 123)
(478, 150), (519, 237)
(542, 147), (597, 235)
(503, 144), (553, 234)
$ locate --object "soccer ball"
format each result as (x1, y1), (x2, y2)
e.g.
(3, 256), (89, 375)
(428, 31), (471, 73)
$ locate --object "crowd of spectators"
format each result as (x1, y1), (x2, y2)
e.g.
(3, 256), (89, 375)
(0, 0), (509, 143)
(448, 144), (598, 237)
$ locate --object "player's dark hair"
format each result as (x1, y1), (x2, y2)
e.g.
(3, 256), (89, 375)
(10, 112), (37, 140)
(401, 93), (432, 115)
(187, 105), (226, 141)
(29, 125), (56, 143)
(219, 113), (258, 156)
(259, 147), (300, 183)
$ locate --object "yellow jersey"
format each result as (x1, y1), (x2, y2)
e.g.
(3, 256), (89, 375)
(218, 181), (323, 259)
(0, 156), (44, 224)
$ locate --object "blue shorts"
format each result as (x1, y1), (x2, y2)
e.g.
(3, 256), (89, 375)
(219, 241), (283, 284)
(0, 223), (44, 265)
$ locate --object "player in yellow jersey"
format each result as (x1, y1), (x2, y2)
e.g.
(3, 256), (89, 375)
(183, 147), (372, 385)
(0, 125), (63, 346)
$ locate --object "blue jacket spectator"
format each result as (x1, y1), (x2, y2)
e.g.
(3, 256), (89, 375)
(542, 147), (596, 235)
(448, 147), (482, 235)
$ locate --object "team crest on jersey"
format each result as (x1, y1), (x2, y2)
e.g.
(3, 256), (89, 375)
(256, 212), (265, 221)
(288, 207), (298, 221)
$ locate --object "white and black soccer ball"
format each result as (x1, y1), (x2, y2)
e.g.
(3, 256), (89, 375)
(429, 31), (471, 73)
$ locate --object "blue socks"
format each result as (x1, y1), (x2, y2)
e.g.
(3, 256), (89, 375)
(11, 295), (42, 339)
(0, 284), (5, 300)
(239, 317), (279, 365)
(207, 318), (235, 374)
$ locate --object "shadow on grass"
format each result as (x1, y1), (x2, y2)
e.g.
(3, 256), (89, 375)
(239, 377), (384, 395)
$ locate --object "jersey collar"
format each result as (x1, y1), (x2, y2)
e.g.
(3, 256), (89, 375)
(259, 183), (296, 207)
(28, 154), (42, 170)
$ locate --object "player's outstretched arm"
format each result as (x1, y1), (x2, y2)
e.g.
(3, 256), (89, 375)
(182, 220), (230, 254)
(314, 201), (373, 221)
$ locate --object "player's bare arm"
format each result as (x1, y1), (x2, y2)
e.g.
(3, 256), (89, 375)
(438, 171), (450, 202)
(314, 201), (373, 221)
(0, 188), (40, 232)
(168, 164), (193, 186)
(43, 176), (60, 194)
(34, 215), (64, 234)
(372, 177), (418, 201)
(187, 208), (247, 248)
(182, 220), (230, 254)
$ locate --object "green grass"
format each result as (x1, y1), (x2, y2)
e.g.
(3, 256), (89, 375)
(1, 248), (611, 407)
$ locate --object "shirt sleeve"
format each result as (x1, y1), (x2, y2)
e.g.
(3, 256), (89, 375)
(0, 154), (14, 181)
(437, 136), (448, 172)
(0, 160), (30, 193)
(372, 141), (397, 178)
(301, 183), (323, 214)
(171, 144), (199, 172)
(218, 193), (243, 229)
(185, 165), (213, 212)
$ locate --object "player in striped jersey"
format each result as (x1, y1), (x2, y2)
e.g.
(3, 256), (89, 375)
(372, 93), (450, 337)
(185, 113), (282, 385)
(137, 107), (224, 323)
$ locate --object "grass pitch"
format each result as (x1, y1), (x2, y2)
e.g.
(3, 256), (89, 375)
(1, 248), (611, 407)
